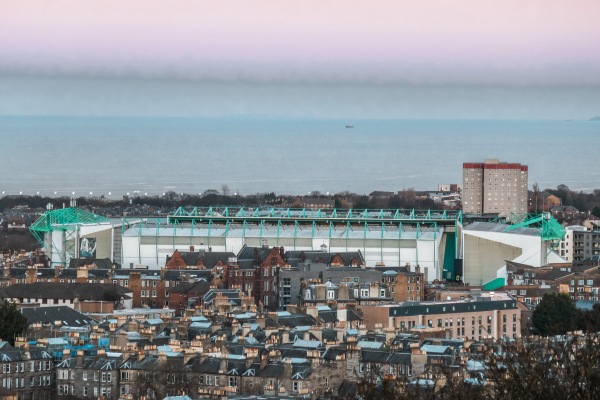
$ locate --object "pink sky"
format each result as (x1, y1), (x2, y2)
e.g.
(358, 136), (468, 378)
(2, 0), (600, 85)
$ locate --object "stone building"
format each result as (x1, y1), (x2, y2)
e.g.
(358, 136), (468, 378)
(0, 344), (55, 400)
(55, 351), (121, 399)
(359, 292), (521, 340)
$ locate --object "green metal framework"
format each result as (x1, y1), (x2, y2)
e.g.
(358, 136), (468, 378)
(504, 213), (566, 242)
(168, 207), (462, 226)
(163, 207), (462, 279)
(29, 208), (110, 264)
(118, 208), (462, 274)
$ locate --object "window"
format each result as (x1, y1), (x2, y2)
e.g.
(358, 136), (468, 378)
(293, 381), (302, 392)
(229, 376), (238, 387)
(327, 290), (335, 299)
(152, 290), (157, 297)
(83, 371), (88, 381)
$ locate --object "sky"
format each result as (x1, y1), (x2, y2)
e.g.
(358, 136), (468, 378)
(1, 0), (600, 119)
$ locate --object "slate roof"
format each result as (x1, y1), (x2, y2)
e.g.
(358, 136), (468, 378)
(322, 347), (345, 361)
(421, 344), (451, 354)
(292, 339), (323, 349)
(277, 314), (319, 328)
(318, 310), (338, 324)
(59, 268), (111, 279)
(421, 339), (464, 349)
(257, 363), (285, 378)
(361, 350), (389, 363)
(237, 246), (275, 262)
(346, 308), (363, 321)
(0, 348), (53, 362)
(20, 306), (96, 327)
(169, 280), (211, 295)
(386, 352), (412, 365)
(322, 329), (338, 343)
(166, 250), (235, 269)
(1, 282), (132, 301)
(163, 270), (213, 282)
(285, 250), (364, 266)
(202, 289), (243, 305)
(68, 258), (115, 269)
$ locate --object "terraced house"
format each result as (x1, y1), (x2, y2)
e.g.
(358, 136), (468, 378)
(0, 343), (54, 400)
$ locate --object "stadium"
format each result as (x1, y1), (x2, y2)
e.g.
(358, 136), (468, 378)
(30, 206), (463, 283)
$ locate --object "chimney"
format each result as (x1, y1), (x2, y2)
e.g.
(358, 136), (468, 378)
(283, 357), (293, 378)
(76, 350), (85, 367)
(158, 352), (167, 365)
(254, 248), (260, 265)
(242, 324), (251, 337)
(337, 306), (347, 328)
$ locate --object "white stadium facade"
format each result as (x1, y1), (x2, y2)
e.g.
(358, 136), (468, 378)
(30, 207), (565, 286)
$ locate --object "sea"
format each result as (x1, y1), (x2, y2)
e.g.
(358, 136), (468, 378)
(1, 116), (599, 198)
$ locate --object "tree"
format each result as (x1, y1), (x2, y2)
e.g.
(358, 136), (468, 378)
(0, 301), (28, 345)
(532, 292), (580, 336)
(591, 205), (600, 219)
(357, 334), (600, 400)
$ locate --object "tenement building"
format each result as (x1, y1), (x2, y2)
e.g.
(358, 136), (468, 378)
(358, 292), (520, 340)
(462, 159), (528, 214)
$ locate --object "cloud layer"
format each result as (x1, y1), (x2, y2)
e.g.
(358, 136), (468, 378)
(2, 0), (600, 85)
